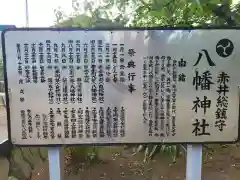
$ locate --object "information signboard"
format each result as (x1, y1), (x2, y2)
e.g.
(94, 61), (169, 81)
(2, 28), (240, 145)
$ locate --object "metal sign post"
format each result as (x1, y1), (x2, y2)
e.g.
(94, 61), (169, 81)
(48, 147), (64, 180)
(2, 28), (240, 180)
(186, 145), (202, 180)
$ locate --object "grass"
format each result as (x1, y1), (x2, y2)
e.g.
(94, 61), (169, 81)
(132, 144), (184, 163)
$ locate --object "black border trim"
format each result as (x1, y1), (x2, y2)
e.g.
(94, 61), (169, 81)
(2, 26), (240, 147)
(1, 28), (15, 148)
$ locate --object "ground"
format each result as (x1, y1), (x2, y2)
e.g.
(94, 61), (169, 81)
(31, 144), (240, 180)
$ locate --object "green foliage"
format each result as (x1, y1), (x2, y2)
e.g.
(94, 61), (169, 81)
(54, 14), (95, 28)
(55, 0), (240, 28)
(129, 0), (237, 27)
(132, 144), (183, 163)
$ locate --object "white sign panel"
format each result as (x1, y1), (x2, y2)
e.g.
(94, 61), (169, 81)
(2, 28), (240, 145)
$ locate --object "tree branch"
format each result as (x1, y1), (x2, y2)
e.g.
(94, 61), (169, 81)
(139, 0), (147, 5)
(212, 1), (237, 26)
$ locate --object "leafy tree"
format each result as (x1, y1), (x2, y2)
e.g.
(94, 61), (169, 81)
(58, 0), (239, 27)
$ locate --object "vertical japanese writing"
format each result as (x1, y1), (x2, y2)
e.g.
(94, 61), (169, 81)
(105, 43), (111, 82)
(84, 42), (90, 83)
(106, 107), (112, 137)
(99, 107), (105, 137)
(191, 58), (213, 136)
(32, 65), (37, 83)
(98, 40), (104, 103)
(54, 66), (61, 104)
(171, 60), (177, 136)
(69, 65), (75, 104)
(192, 96), (211, 115)
(53, 43), (59, 63)
(85, 107), (90, 138)
(35, 114), (41, 139)
(91, 40), (97, 103)
(31, 43), (37, 64)
(21, 110), (27, 139)
(24, 42), (30, 84)
(119, 44), (125, 83)
(24, 43), (29, 64)
(193, 70), (214, 91)
(49, 108), (55, 139)
(48, 78), (54, 104)
(71, 108), (77, 138)
(76, 78), (82, 103)
(142, 57), (148, 125)
(192, 118), (210, 136)
(62, 77), (68, 104)
(92, 107), (97, 138)
(77, 108), (83, 138)
(178, 58), (187, 68)
(46, 40), (51, 64)
(120, 107), (125, 137)
(61, 43), (67, 64)
(31, 43), (37, 83)
(63, 108), (69, 138)
(19, 89), (25, 102)
(112, 44), (118, 83)
(113, 107), (118, 137)
(154, 56), (160, 136)
(10, 34), (239, 146)
(97, 40), (103, 63)
(24, 65), (31, 83)
(17, 44), (23, 76)
(76, 40), (81, 64)
(160, 56), (166, 137)
(42, 114), (48, 139)
(39, 42), (45, 83)
(56, 108), (62, 139)
(27, 109), (33, 138)
(165, 56), (172, 137)
(127, 48), (136, 94)
(17, 43), (25, 103)
(39, 43), (44, 63)
(40, 66), (45, 83)
(68, 40), (74, 63)
(178, 58), (187, 83)
(148, 56), (154, 137)
(215, 72), (230, 131)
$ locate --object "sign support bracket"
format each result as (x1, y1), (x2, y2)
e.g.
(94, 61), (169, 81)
(186, 144), (202, 180)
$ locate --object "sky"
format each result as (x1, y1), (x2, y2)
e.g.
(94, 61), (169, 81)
(0, 0), (240, 27)
(0, 0), (73, 27)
